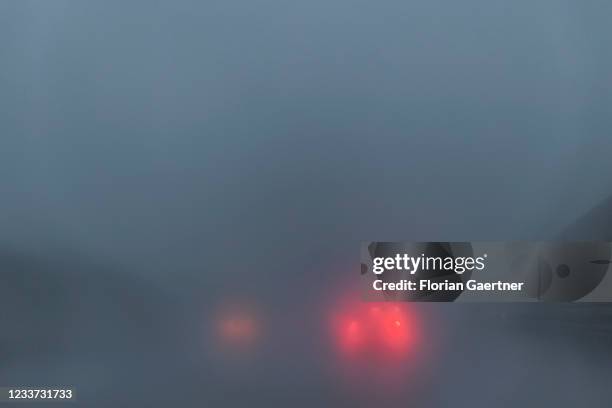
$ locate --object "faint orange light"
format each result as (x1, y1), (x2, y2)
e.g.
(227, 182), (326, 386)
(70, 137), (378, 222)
(215, 309), (261, 350)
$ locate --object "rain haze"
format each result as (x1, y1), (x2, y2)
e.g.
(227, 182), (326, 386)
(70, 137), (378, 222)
(1, 1), (612, 406)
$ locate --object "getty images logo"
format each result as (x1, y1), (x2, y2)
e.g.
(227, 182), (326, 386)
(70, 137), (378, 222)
(371, 252), (487, 275)
(363, 242), (482, 302)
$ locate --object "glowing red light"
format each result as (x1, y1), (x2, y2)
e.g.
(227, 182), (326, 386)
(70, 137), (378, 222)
(325, 285), (434, 396)
(331, 302), (420, 359)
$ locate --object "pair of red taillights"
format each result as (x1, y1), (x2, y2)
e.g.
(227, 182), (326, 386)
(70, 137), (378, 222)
(331, 302), (419, 359)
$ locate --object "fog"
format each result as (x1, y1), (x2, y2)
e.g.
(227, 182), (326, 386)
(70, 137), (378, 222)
(1, 1), (612, 406)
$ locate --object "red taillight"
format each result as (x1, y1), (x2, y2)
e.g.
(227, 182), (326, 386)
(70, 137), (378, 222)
(213, 304), (262, 350)
(331, 302), (419, 359)
(333, 317), (363, 353)
(220, 317), (257, 342)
